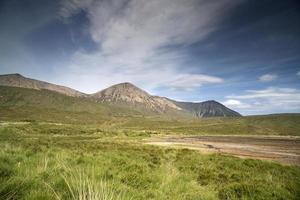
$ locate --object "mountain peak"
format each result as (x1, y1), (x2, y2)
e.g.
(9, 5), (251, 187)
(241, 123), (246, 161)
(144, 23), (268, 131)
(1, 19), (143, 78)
(96, 82), (148, 95)
(174, 100), (241, 117)
(12, 73), (23, 77)
(110, 82), (141, 90)
(92, 82), (182, 112)
(118, 82), (135, 86)
(0, 73), (24, 78)
(201, 100), (221, 105)
(92, 82), (150, 102)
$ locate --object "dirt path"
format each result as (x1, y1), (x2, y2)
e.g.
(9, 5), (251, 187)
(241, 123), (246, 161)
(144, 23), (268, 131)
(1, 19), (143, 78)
(145, 135), (300, 166)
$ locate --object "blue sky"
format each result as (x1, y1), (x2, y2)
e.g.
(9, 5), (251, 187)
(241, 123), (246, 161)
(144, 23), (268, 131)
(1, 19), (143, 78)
(0, 0), (300, 115)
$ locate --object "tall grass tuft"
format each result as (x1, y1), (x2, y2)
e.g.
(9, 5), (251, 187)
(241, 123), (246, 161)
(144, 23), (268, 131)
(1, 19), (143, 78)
(46, 163), (130, 200)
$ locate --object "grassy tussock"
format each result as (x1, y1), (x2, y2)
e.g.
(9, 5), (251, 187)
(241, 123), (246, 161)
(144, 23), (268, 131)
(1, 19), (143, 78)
(46, 163), (129, 200)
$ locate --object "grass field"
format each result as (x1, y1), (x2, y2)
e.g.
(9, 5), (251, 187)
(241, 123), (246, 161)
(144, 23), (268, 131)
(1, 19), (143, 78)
(1, 86), (300, 199)
(0, 122), (300, 200)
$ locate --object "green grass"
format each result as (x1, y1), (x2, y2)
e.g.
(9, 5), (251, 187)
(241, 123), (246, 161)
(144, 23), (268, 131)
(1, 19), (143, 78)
(0, 122), (300, 200)
(1, 86), (300, 136)
(1, 85), (300, 199)
(119, 114), (300, 136)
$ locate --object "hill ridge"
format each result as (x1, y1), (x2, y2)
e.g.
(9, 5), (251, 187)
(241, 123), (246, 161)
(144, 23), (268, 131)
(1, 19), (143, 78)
(0, 73), (85, 97)
(0, 73), (241, 117)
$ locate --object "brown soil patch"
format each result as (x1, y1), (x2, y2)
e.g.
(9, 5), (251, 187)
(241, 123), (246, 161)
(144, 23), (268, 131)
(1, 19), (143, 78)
(145, 135), (300, 166)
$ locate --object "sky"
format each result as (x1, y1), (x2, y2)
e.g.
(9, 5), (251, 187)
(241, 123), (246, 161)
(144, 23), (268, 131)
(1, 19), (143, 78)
(0, 0), (300, 115)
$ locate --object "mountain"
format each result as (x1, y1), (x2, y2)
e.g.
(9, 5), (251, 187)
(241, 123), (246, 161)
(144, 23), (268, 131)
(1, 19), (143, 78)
(0, 73), (84, 97)
(92, 82), (182, 113)
(0, 73), (241, 117)
(174, 100), (242, 117)
(0, 85), (144, 124)
(92, 82), (241, 117)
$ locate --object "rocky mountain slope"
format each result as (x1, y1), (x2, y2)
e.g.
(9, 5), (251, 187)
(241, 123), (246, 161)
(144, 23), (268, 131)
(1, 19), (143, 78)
(92, 82), (241, 117)
(0, 73), (241, 117)
(92, 82), (182, 113)
(0, 73), (84, 97)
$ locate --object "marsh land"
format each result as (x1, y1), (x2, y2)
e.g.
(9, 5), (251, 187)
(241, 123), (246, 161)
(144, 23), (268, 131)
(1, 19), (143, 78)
(1, 119), (300, 200)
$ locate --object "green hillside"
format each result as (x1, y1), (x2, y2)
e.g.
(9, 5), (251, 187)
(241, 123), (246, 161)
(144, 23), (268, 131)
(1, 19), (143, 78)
(0, 86), (190, 123)
(0, 86), (151, 124)
(0, 86), (138, 113)
(1, 86), (300, 135)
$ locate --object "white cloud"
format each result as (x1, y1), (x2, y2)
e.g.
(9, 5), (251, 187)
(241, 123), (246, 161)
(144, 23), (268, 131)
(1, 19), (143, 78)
(167, 74), (223, 91)
(227, 87), (300, 100)
(226, 87), (300, 114)
(222, 99), (250, 109)
(259, 74), (278, 82)
(297, 71), (300, 76)
(56, 0), (240, 93)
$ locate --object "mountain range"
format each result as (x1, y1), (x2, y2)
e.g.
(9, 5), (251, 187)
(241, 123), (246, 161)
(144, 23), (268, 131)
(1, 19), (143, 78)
(0, 73), (241, 118)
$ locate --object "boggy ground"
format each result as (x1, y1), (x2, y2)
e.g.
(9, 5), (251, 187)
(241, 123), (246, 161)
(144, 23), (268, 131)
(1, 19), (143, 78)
(146, 135), (300, 166)
(1, 122), (300, 200)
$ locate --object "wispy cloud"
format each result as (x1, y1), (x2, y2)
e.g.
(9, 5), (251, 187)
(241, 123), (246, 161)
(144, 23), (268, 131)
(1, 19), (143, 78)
(57, 0), (239, 93)
(297, 71), (300, 76)
(228, 87), (300, 100)
(259, 74), (278, 82)
(166, 74), (223, 91)
(226, 87), (300, 114)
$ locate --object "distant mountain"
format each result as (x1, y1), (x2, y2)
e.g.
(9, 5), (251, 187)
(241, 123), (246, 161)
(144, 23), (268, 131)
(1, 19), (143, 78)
(92, 82), (182, 113)
(0, 73), (84, 97)
(92, 82), (241, 117)
(174, 100), (242, 117)
(0, 73), (241, 117)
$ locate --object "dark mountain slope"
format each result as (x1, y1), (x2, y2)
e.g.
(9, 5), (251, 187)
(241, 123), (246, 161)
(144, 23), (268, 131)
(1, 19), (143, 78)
(174, 100), (242, 117)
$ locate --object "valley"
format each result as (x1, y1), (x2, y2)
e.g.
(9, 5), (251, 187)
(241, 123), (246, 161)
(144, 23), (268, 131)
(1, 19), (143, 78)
(1, 1), (299, 199)
(0, 74), (300, 199)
